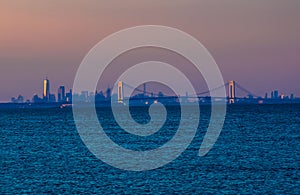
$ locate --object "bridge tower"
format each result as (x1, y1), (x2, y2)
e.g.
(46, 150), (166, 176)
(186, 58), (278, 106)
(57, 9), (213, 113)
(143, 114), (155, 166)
(117, 81), (124, 103)
(228, 80), (236, 104)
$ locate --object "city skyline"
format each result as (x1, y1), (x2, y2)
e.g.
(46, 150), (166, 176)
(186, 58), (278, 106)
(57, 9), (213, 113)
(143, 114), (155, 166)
(5, 76), (298, 103)
(1, 1), (300, 101)
(8, 77), (297, 105)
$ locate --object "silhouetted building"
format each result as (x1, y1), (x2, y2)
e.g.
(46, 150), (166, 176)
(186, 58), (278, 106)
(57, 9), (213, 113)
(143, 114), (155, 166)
(11, 97), (16, 103)
(66, 89), (72, 103)
(58, 86), (65, 102)
(32, 94), (43, 103)
(271, 91), (274, 99)
(264, 93), (268, 99)
(17, 95), (24, 103)
(271, 90), (279, 99)
(274, 90), (279, 99)
(49, 94), (56, 102)
(11, 95), (24, 103)
(106, 87), (111, 100)
(290, 93), (294, 100)
(158, 91), (164, 97)
(95, 91), (105, 102)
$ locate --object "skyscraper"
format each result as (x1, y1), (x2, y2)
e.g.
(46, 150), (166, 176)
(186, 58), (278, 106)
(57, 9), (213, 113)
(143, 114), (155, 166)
(58, 86), (65, 102)
(106, 87), (111, 99)
(43, 78), (50, 101)
(274, 90), (279, 99)
(66, 89), (72, 103)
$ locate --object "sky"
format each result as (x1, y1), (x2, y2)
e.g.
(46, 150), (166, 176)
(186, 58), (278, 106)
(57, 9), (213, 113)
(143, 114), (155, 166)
(1, 0), (300, 102)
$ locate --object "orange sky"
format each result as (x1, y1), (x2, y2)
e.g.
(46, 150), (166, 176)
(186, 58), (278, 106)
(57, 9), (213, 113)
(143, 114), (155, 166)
(1, 0), (300, 101)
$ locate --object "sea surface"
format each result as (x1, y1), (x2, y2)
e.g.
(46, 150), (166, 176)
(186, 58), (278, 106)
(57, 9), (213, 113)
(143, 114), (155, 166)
(1, 104), (299, 194)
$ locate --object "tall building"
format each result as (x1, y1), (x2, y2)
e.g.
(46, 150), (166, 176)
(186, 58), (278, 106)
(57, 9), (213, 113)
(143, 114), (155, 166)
(32, 94), (42, 103)
(43, 78), (50, 101)
(271, 91), (274, 99)
(49, 94), (56, 102)
(271, 90), (279, 99)
(274, 90), (279, 99)
(58, 86), (65, 102)
(106, 87), (111, 99)
(17, 95), (24, 103)
(66, 89), (72, 103)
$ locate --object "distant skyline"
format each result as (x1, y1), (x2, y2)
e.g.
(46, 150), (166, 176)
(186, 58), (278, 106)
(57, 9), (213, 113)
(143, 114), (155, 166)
(1, 0), (300, 102)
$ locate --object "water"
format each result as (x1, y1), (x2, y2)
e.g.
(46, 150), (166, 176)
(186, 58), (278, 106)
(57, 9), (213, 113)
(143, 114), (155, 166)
(1, 104), (299, 194)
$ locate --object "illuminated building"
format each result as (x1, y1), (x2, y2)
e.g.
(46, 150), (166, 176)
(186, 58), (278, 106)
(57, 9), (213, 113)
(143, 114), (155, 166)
(43, 79), (50, 101)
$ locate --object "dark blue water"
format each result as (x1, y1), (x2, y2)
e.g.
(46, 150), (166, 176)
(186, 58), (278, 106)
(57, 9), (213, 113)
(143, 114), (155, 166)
(1, 104), (299, 194)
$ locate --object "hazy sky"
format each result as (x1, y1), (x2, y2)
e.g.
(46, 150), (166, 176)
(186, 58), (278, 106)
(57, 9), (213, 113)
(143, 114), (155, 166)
(1, 0), (300, 101)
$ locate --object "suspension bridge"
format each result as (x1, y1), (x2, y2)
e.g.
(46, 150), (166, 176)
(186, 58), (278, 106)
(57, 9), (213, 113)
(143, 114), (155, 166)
(116, 80), (260, 104)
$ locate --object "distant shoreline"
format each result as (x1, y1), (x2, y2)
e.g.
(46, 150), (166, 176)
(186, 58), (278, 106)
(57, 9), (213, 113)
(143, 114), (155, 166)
(1, 101), (300, 109)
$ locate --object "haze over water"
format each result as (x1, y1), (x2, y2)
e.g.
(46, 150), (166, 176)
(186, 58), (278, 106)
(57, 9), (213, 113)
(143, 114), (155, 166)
(1, 0), (300, 101)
